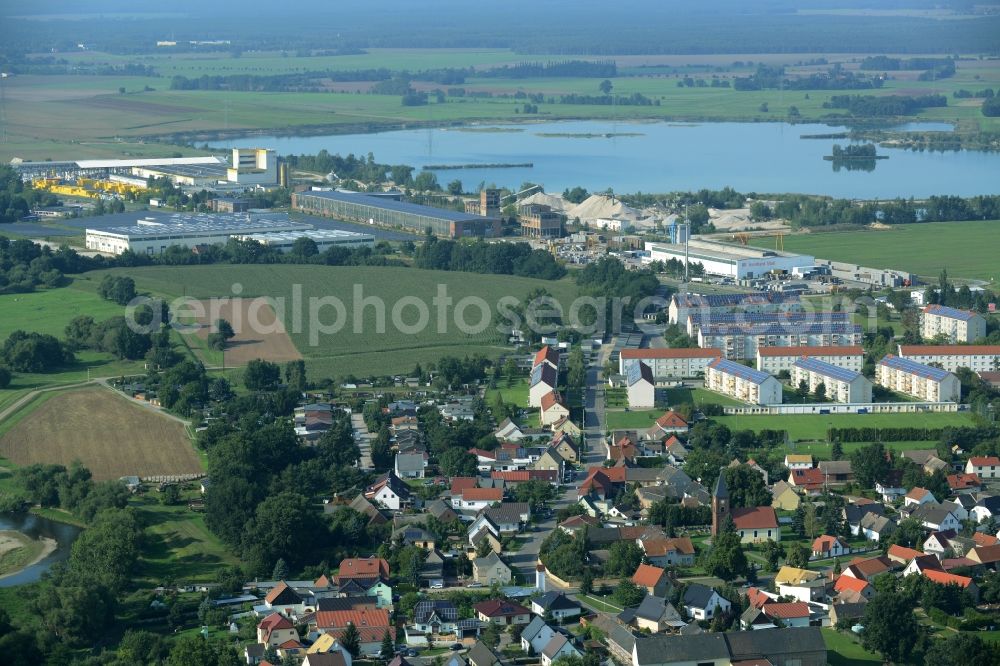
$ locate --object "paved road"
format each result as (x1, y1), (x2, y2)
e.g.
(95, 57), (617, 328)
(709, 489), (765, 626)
(508, 338), (615, 579)
(351, 412), (374, 469)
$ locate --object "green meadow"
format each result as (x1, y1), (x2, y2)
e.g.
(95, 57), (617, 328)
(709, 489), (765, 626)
(751, 220), (1000, 284)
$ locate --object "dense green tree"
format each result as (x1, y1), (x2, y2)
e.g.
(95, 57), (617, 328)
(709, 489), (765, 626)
(272, 557), (290, 581)
(861, 591), (925, 663)
(167, 636), (223, 666)
(831, 440), (843, 461)
(285, 359), (307, 392)
(438, 448), (477, 477)
(888, 517), (925, 549)
(340, 621), (362, 657)
(291, 236), (319, 260)
(703, 518), (748, 582)
(813, 382), (827, 401)
(850, 443), (891, 488)
(762, 540), (784, 572)
(605, 541), (644, 577)
(612, 579), (646, 607)
(786, 543), (810, 569)
(242, 492), (324, 575)
(0, 366), (12, 389)
(116, 629), (168, 665)
(243, 359), (282, 390)
(580, 567), (594, 595)
(923, 633), (996, 666)
(722, 465), (770, 509)
(481, 622), (501, 649)
(380, 629), (395, 661)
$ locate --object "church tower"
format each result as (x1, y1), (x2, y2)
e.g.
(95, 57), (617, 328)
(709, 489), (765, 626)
(712, 473), (730, 537)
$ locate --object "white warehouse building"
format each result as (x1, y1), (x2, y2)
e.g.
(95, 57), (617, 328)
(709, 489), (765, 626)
(705, 358), (782, 405)
(85, 213), (313, 256)
(791, 357), (873, 404)
(645, 239), (814, 280)
(234, 228), (374, 252)
(876, 355), (961, 403)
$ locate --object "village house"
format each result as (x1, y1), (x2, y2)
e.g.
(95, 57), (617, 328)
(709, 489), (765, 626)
(258, 613), (300, 647)
(772, 480), (802, 511)
(618, 595), (686, 633)
(784, 454), (814, 470)
(394, 453), (427, 479)
(626, 360), (656, 409)
(314, 608), (394, 656)
(833, 575), (874, 602)
(681, 583), (731, 621)
(731, 506), (780, 543)
(909, 503), (962, 532)
(531, 592), (582, 622)
(365, 472), (412, 511)
(472, 552), (513, 586)
(775, 566), (827, 603)
(639, 537), (696, 567)
(966, 456), (1000, 479)
(631, 563), (673, 597)
(529, 364), (559, 408)
(454, 487), (504, 512)
(474, 600), (532, 626)
(467, 641), (503, 666)
(521, 616), (557, 654)
(540, 634), (581, 666)
(812, 535), (851, 559)
(818, 460), (854, 487)
(540, 391), (570, 426)
(904, 487), (937, 508)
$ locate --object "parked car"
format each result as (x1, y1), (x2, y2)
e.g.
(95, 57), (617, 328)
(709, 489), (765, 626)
(450, 644), (463, 651)
(430, 581), (444, 589)
(406, 649), (420, 657)
(466, 582), (483, 588)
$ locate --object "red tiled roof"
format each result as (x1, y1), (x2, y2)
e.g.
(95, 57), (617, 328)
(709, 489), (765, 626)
(467, 448), (496, 460)
(972, 532), (999, 547)
(757, 345), (863, 357)
(540, 391), (566, 412)
(923, 569), (975, 589)
(259, 612), (293, 632)
(491, 469), (558, 483)
(642, 537), (695, 557)
(746, 587), (771, 609)
(789, 468), (825, 489)
(534, 345), (560, 368)
(621, 348), (722, 359)
(906, 487), (930, 500)
(315, 608), (391, 630)
(451, 477), (479, 494)
(847, 556), (893, 578)
(654, 411), (689, 429)
(971, 544), (1000, 564)
(278, 639), (304, 649)
(474, 599), (530, 618)
(462, 487), (503, 502)
(762, 602), (809, 619)
(969, 456), (1000, 467)
(265, 581), (293, 605)
(812, 535), (847, 553)
(948, 473), (982, 490)
(834, 576), (870, 594)
(731, 507), (778, 530)
(631, 563), (667, 588)
(900, 345), (1000, 356)
(337, 557), (390, 581)
(887, 544), (923, 562)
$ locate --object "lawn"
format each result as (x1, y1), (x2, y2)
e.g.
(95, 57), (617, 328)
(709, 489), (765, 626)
(665, 386), (744, 408)
(488, 377), (531, 409)
(605, 409), (665, 431)
(131, 490), (239, 585)
(0, 277), (130, 341)
(577, 593), (624, 614)
(750, 220), (1000, 284)
(101, 264), (580, 379)
(822, 628), (881, 666)
(713, 411), (975, 442)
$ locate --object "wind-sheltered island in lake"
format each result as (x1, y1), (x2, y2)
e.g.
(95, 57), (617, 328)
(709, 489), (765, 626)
(824, 143), (888, 172)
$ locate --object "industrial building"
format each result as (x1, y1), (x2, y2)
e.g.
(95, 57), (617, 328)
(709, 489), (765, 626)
(897, 345), (1000, 374)
(685, 310), (850, 338)
(618, 348), (722, 379)
(813, 259), (915, 288)
(517, 203), (564, 239)
(233, 228), (374, 252)
(791, 357), (873, 404)
(668, 292), (803, 326)
(464, 189), (501, 218)
(698, 321), (864, 360)
(84, 213), (312, 256)
(877, 355), (961, 403)
(705, 358), (782, 405)
(757, 346), (864, 375)
(11, 155), (229, 182)
(645, 239), (814, 280)
(920, 305), (987, 344)
(292, 189), (496, 239)
(132, 148), (278, 190)
(625, 361), (655, 408)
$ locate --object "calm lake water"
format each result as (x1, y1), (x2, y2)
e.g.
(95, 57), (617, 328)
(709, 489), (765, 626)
(0, 512), (82, 587)
(208, 120), (998, 199)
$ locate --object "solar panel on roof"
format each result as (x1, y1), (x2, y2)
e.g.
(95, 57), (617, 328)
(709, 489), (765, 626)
(926, 305), (978, 321)
(880, 355), (951, 381)
(710, 358), (772, 384)
(793, 356), (862, 383)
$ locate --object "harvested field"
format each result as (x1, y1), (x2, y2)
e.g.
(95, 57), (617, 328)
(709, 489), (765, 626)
(0, 388), (200, 480)
(189, 298), (302, 366)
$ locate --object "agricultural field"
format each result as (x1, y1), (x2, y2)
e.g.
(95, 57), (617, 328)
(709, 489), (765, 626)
(0, 387), (200, 480)
(3, 49), (999, 161)
(751, 220), (1000, 284)
(99, 264), (580, 379)
(713, 411), (975, 442)
(0, 277), (130, 341)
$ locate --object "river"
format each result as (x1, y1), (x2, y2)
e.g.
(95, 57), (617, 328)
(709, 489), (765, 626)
(207, 120), (998, 199)
(0, 513), (82, 587)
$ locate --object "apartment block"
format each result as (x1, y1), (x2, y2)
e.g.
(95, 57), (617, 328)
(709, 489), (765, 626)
(876, 355), (961, 403)
(705, 358), (782, 405)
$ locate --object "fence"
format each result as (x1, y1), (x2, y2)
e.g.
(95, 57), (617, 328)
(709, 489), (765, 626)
(723, 401), (959, 416)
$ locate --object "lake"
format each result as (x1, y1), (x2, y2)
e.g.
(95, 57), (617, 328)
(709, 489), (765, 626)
(208, 120), (999, 199)
(0, 512), (82, 587)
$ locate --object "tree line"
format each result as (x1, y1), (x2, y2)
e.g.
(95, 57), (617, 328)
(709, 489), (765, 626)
(823, 93), (947, 116)
(733, 64), (882, 91)
(413, 236), (566, 280)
